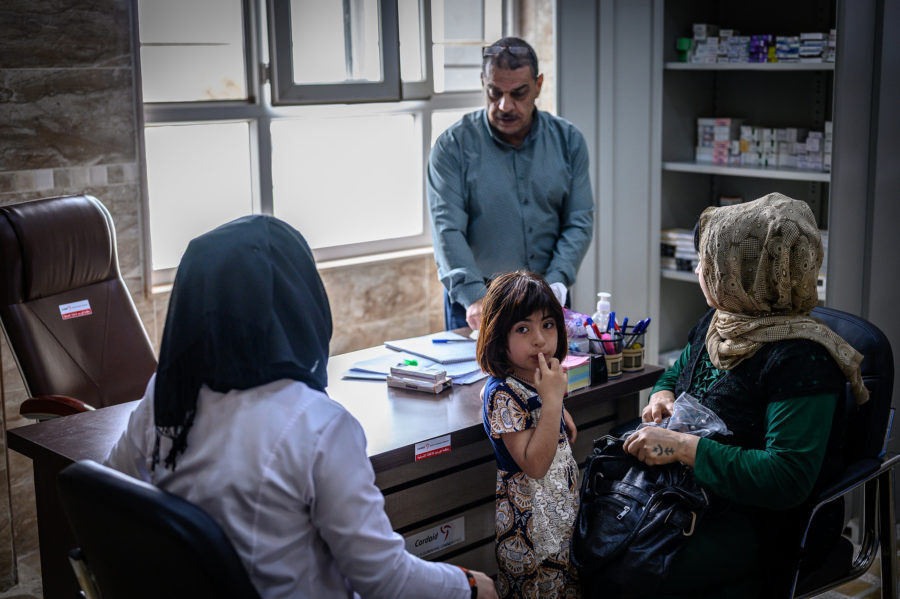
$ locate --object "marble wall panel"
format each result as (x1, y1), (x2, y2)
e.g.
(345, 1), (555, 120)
(321, 255), (443, 355)
(146, 254), (445, 359)
(0, 355), (15, 590)
(0, 0), (131, 69)
(0, 335), (29, 590)
(0, 68), (136, 170)
(520, 0), (556, 115)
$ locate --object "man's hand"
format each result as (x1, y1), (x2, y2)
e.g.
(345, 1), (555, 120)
(466, 298), (484, 330)
(642, 390), (676, 423)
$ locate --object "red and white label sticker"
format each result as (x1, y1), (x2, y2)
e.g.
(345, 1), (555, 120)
(59, 300), (92, 320)
(414, 434), (451, 461)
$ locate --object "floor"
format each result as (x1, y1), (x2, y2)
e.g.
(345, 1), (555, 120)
(0, 530), (896, 598)
(817, 549), (895, 599)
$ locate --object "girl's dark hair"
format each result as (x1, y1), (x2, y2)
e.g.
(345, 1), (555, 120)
(476, 270), (567, 378)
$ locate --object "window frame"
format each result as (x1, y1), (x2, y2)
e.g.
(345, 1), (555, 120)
(138, 0), (502, 291)
(267, 0), (403, 105)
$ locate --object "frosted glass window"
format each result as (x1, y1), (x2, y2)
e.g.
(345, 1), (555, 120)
(431, 0), (503, 92)
(290, 0), (382, 84)
(271, 114), (422, 249)
(399, 0), (424, 82)
(145, 123), (254, 270)
(138, 0), (246, 102)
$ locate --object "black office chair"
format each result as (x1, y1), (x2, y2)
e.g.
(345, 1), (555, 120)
(57, 460), (261, 599)
(789, 306), (897, 598)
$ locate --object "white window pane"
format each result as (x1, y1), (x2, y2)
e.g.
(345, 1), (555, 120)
(443, 0), (482, 39)
(442, 67), (483, 92)
(442, 46), (482, 92)
(291, 0), (382, 84)
(271, 114), (422, 249)
(431, 0), (502, 93)
(145, 123), (254, 270)
(483, 0), (503, 42)
(399, 0), (424, 81)
(138, 0), (246, 102)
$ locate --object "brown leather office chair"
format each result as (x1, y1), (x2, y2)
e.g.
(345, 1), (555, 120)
(0, 195), (157, 420)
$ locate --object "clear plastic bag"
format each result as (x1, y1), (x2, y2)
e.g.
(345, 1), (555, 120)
(625, 392), (732, 438)
(564, 307), (591, 339)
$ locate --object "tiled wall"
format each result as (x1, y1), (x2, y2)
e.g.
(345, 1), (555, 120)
(0, 0), (443, 593)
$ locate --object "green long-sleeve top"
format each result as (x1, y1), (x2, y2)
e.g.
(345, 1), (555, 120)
(652, 344), (837, 510)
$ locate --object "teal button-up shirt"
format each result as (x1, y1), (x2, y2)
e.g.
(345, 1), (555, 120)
(427, 109), (594, 308)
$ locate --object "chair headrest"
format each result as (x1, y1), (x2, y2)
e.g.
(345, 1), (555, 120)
(812, 306), (893, 379)
(0, 195), (117, 303)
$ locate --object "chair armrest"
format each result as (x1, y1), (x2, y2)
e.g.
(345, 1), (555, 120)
(19, 395), (95, 421)
(801, 454), (900, 546)
(814, 459), (882, 505)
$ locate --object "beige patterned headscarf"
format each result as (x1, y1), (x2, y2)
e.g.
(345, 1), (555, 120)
(698, 192), (868, 404)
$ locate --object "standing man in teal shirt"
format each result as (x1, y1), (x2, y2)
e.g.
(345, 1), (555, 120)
(427, 37), (595, 331)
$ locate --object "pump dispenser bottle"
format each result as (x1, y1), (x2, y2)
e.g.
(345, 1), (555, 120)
(592, 292), (611, 331)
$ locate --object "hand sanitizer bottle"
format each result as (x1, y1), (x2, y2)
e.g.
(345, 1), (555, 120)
(592, 292), (611, 331)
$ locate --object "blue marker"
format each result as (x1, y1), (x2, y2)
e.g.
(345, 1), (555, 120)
(432, 338), (473, 344)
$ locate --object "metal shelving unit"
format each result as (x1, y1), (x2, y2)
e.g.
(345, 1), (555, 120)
(665, 61), (834, 71)
(662, 161), (830, 182)
(652, 0), (836, 357)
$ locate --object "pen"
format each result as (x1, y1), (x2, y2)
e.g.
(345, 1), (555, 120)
(625, 319), (642, 349)
(621, 317), (628, 333)
(626, 318), (651, 348)
(606, 311), (615, 333)
(432, 338), (474, 343)
(586, 317), (603, 338)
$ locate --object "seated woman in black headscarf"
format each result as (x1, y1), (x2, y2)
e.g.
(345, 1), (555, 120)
(105, 215), (496, 599)
(621, 193), (868, 598)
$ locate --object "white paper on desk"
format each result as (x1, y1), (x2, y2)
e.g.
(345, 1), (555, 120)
(347, 352), (422, 375)
(343, 349), (483, 382)
(383, 331), (476, 364)
(453, 370), (488, 385)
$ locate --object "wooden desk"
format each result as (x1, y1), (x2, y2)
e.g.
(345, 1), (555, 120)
(8, 344), (662, 599)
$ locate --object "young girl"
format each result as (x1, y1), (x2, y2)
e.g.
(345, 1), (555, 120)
(476, 270), (581, 598)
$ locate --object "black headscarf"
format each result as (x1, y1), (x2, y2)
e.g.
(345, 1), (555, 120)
(152, 215), (332, 470)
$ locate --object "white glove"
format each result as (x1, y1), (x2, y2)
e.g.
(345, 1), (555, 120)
(549, 282), (567, 308)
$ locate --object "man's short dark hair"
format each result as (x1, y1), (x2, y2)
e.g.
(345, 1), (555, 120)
(482, 37), (539, 79)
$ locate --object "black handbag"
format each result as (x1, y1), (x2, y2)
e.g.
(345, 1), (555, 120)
(572, 435), (710, 599)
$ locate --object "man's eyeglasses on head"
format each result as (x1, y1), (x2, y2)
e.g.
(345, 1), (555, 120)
(482, 45), (532, 58)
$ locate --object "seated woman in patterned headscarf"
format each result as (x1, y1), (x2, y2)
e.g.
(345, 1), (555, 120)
(105, 215), (496, 599)
(621, 192), (868, 598)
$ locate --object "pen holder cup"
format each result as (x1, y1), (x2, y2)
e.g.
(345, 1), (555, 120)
(622, 328), (645, 372)
(589, 332), (624, 379)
